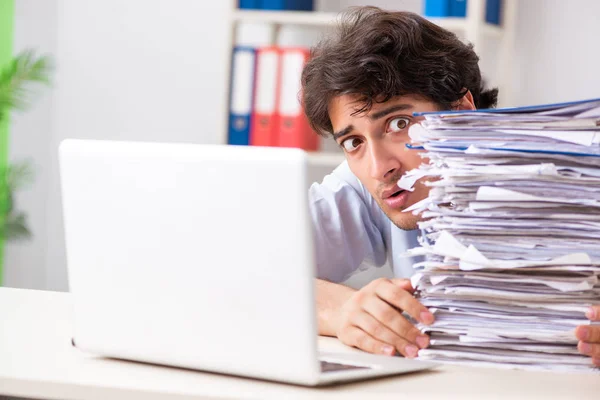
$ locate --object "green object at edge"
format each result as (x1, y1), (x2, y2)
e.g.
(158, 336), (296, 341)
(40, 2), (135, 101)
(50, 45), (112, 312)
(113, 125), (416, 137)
(0, 0), (15, 285)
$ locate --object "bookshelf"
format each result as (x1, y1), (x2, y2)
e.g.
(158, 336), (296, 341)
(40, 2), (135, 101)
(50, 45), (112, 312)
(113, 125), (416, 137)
(232, 9), (504, 38)
(224, 0), (517, 169)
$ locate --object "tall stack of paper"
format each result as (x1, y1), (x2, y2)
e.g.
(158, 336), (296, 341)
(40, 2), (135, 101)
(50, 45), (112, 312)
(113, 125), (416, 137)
(404, 98), (600, 372)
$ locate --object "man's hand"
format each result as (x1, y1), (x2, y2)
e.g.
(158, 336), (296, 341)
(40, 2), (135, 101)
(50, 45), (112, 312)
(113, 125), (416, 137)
(575, 305), (600, 367)
(316, 278), (434, 358)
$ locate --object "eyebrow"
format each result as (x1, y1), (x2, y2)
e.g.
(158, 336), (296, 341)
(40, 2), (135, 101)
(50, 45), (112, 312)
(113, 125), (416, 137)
(332, 104), (414, 141)
(369, 104), (413, 120)
(333, 125), (354, 141)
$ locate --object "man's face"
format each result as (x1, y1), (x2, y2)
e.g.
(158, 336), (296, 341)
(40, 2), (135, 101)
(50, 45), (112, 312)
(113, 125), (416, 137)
(328, 94), (442, 230)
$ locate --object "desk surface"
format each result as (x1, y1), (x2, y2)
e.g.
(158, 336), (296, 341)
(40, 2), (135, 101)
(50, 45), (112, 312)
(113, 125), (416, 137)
(1, 287), (598, 400)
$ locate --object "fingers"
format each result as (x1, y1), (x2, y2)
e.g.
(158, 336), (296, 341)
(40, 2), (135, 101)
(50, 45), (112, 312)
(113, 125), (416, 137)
(575, 323), (600, 360)
(340, 326), (396, 356)
(362, 295), (429, 350)
(575, 325), (600, 343)
(391, 278), (415, 294)
(373, 279), (434, 325)
(336, 278), (434, 358)
(351, 311), (419, 358)
(586, 305), (600, 321)
(577, 341), (600, 358)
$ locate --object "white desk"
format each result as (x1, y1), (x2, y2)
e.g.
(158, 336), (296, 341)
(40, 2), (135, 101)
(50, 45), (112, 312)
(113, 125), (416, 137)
(1, 288), (598, 400)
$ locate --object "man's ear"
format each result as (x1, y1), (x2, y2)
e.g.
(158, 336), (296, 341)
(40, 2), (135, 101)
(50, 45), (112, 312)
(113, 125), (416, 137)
(455, 90), (476, 111)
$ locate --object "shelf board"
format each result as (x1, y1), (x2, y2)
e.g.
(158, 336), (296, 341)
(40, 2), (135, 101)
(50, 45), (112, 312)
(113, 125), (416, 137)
(426, 17), (503, 38)
(232, 10), (503, 38)
(232, 10), (339, 26)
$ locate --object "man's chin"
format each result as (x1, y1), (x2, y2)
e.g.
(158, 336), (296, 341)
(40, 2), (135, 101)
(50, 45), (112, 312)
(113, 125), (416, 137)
(387, 208), (421, 231)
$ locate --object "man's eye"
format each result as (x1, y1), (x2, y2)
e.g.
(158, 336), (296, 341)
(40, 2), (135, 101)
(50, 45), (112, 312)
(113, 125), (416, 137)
(387, 117), (410, 132)
(341, 137), (362, 152)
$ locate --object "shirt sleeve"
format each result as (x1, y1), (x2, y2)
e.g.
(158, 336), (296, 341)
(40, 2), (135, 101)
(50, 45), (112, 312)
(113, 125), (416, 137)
(308, 161), (388, 283)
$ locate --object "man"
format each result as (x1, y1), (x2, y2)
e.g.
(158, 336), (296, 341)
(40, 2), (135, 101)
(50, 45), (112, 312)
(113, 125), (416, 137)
(302, 7), (600, 366)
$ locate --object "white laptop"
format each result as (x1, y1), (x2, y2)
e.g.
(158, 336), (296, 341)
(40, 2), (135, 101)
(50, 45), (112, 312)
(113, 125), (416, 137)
(59, 139), (436, 386)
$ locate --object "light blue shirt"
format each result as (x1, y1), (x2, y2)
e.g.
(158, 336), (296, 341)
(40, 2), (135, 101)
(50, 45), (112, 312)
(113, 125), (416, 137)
(309, 161), (420, 283)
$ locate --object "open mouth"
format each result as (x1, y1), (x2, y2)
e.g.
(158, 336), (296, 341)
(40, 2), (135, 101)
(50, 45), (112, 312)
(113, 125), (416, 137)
(388, 189), (405, 198)
(383, 187), (410, 209)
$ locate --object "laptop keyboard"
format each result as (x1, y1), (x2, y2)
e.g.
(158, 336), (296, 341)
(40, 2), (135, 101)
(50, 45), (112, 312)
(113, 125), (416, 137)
(320, 360), (371, 373)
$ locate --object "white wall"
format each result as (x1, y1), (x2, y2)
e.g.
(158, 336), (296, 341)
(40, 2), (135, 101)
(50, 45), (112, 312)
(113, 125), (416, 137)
(46, 0), (234, 291)
(512, 0), (600, 106)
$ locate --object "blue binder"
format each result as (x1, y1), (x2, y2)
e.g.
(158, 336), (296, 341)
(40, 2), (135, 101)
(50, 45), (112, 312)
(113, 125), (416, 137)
(449, 0), (467, 17)
(260, 0), (314, 11)
(239, 0), (261, 9)
(294, 0), (314, 11)
(486, 0), (502, 25)
(425, 0), (502, 23)
(228, 47), (257, 146)
(423, 0), (450, 17)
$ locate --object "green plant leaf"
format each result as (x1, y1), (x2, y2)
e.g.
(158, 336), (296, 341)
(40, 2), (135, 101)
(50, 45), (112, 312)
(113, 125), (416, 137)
(7, 160), (34, 190)
(0, 166), (10, 215)
(0, 49), (52, 117)
(0, 212), (31, 240)
(0, 163), (33, 238)
(0, 49), (51, 241)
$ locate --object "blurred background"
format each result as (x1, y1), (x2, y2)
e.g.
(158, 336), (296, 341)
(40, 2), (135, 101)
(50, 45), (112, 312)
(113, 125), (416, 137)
(2, 0), (600, 292)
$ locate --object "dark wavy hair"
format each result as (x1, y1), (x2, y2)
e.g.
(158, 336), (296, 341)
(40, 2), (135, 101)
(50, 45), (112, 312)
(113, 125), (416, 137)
(301, 6), (498, 136)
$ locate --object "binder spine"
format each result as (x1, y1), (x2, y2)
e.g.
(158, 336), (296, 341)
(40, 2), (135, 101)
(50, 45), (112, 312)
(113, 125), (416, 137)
(228, 47), (257, 146)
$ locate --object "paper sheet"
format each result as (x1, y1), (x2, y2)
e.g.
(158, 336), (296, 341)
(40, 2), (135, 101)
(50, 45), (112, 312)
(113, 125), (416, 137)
(397, 169), (428, 192)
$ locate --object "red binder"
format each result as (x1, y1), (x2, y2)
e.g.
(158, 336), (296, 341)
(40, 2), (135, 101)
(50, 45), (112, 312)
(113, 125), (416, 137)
(276, 47), (319, 151)
(250, 47), (281, 147)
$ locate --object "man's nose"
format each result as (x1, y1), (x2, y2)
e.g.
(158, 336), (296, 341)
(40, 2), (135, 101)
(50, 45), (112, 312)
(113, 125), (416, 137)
(367, 141), (402, 182)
